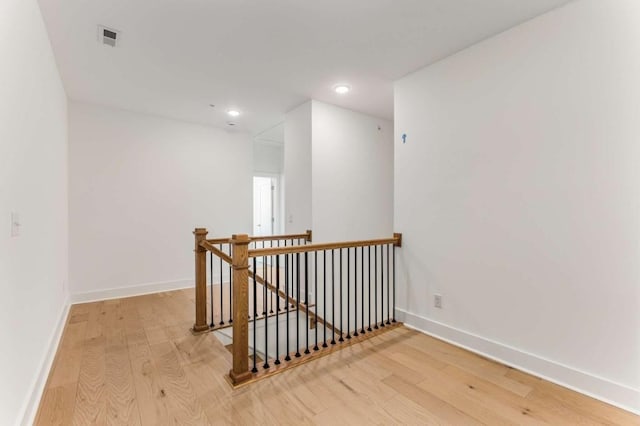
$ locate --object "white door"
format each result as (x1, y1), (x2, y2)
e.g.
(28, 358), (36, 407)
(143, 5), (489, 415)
(253, 176), (274, 236)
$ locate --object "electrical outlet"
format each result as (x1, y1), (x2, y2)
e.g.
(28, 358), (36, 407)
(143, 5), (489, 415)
(434, 294), (442, 309)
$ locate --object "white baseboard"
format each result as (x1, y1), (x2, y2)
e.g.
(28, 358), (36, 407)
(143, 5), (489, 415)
(20, 296), (71, 426)
(396, 308), (640, 415)
(70, 278), (195, 304)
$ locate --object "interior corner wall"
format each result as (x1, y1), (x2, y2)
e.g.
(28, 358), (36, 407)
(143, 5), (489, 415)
(0, 0), (69, 424)
(68, 102), (252, 301)
(311, 101), (393, 243)
(394, 0), (640, 413)
(283, 101), (312, 234)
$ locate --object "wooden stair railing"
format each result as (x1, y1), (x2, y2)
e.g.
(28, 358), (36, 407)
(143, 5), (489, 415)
(191, 229), (312, 334)
(192, 228), (402, 387)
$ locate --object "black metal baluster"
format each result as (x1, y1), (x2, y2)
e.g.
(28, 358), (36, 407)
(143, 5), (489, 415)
(263, 241), (267, 315)
(295, 253), (301, 357)
(361, 246), (365, 334)
(368, 246), (372, 332)
(304, 252), (310, 354)
(380, 244), (385, 328)
(354, 247), (358, 337)
(270, 241), (274, 314)
(386, 244), (391, 325)
(210, 252), (214, 327)
(219, 244), (224, 326)
(291, 239), (295, 308)
(285, 253), (291, 361)
(229, 243), (233, 324)
(331, 249), (336, 345)
(346, 248), (351, 339)
(266, 241), (270, 314)
(323, 250), (328, 348)
(252, 258), (258, 373)
(302, 239), (306, 304)
(263, 255), (270, 369)
(339, 248), (344, 342)
(275, 253), (280, 365)
(393, 244), (396, 322)
(281, 239), (286, 312)
(314, 250), (319, 350)
(276, 240), (280, 310)
(374, 245), (379, 329)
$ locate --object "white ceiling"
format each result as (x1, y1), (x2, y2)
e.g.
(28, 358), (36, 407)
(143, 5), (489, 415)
(38, 0), (573, 134)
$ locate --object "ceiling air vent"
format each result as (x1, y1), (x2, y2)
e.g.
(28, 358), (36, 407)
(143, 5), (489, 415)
(98, 25), (120, 47)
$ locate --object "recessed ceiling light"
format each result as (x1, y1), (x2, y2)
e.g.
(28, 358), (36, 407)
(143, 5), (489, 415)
(333, 84), (351, 94)
(227, 109), (241, 117)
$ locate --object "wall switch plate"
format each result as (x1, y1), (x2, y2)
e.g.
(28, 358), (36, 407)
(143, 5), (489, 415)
(434, 294), (442, 309)
(10, 212), (20, 237)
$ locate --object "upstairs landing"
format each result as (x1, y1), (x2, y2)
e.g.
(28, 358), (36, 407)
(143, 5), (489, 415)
(36, 289), (637, 425)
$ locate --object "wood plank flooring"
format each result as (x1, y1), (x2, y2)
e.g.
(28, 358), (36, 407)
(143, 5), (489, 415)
(35, 288), (639, 425)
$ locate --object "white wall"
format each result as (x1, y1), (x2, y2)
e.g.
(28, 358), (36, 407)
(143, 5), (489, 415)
(253, 141), (283, 175)
(69, 102), (252, 300)
(284, 100), (394, 242)
(312, 101), (393, 242)
(395, 0), (640, 413)
(284, 101), (312, 234)
(0, 0), (69, 424)
(283, 100), (394, 337)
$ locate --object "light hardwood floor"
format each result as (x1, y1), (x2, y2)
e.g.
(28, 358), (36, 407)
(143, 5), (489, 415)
(36, 288), (639, 425)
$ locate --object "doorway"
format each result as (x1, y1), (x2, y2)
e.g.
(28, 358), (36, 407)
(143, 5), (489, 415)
(253, 176), (279, 236)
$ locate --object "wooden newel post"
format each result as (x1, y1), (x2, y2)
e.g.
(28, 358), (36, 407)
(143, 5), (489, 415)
(229, 234), (252, 384)
(192, 228), (209, 333)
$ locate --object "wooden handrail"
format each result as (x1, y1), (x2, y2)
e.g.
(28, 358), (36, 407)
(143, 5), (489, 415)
(205, 229), (312, 245)
(248, 235), (401, 258)
(205, 237), (233, 244)
(250, 229), (312, 243)
(200, 241), (233, 264)
(201, 229), (314, 264)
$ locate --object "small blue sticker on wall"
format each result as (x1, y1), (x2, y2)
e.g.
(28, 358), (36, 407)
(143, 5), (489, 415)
(402, 134), (407, 144)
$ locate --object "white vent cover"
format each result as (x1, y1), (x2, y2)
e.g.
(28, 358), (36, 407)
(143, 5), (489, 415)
(98, 25), (120, 47)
